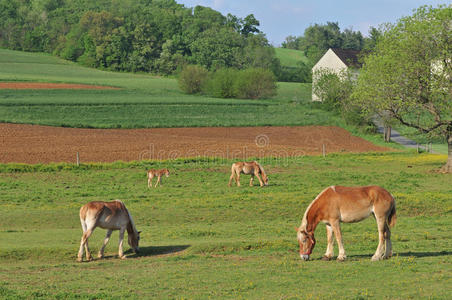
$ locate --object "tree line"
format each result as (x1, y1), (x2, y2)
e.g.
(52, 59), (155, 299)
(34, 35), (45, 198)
(0, 0), (279, 75)
(282, 22), (381, 64)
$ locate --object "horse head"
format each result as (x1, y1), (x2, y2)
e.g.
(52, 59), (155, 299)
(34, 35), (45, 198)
(296, 228), (316, 261)
(262, 173), (269, 186)
(128, 230), (141, 253)
(165, 169), (170, 177)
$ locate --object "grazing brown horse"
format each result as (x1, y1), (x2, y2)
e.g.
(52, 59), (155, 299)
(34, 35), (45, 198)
(77, 200), (140, 262)
(296, 186), (396, 261)
(228, 161), (268, 187)
(147, 168), (170, 187)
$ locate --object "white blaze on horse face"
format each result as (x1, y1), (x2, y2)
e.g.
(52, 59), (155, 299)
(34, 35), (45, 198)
(297, 230), (310, 259)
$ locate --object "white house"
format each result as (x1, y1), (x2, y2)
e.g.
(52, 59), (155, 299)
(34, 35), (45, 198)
(312, 48), (362, 101)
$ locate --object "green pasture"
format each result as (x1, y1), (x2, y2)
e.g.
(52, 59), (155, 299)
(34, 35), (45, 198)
(0, 49), (342, 128)
(0, 152), (451, 299)
(274, 48), (309, 67)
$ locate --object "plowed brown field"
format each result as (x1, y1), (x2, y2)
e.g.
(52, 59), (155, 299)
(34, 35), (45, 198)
(0, 82), (120, 90)
(0, 123), (388, 164)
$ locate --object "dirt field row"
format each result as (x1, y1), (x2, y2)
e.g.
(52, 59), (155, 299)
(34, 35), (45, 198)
(0, 123), (388, 164)
(0, 82), (119, 90)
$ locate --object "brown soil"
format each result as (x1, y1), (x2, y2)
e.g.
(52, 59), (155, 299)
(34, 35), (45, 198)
(0, 82), (120, 90)
(0, 123), (389, 164)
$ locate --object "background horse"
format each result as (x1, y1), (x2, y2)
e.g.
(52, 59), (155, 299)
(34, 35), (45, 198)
(77, 200), (140, 262)
(228, 161), (268, 187)
(147, 168), (170, 187)
(296, 185), (396, 261)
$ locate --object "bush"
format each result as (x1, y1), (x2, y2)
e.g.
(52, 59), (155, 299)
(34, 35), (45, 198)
(203, 68), (239, 98)
(313, 68), (370, 126)
(234, 68), (277, 99)
(178, 65), (209, 94)
(277, 62), (312, 83)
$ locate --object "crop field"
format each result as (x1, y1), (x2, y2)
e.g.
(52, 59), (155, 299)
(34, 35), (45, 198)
(0, 49), (340, 129)
(0, 123), (388, 164)
(0, 152), (451, 298)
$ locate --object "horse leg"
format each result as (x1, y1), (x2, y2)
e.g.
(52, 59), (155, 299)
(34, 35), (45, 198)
(249, 174), (254, 186)
(228, 172), (235, 187)
(155, 176), (161, 187)
(322, 224), (334, 260)
(331, 221), (346, 261)
(372, 216), (386, 261)
(236, 172), (241, 187)
(255, 171), (264, 187)
(148, 175), (153, 188)
(118, 227), (127, 259)
(98, 229), (113, 259)
(384, 222), (392, 259)
(77, 228), (94, 262)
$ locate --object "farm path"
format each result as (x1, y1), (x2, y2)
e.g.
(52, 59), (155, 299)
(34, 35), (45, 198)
(374, 119), (436, 153)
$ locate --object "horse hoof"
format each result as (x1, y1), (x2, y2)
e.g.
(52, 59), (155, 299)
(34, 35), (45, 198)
(120, 255), (127, 260)
(76, 258), (83, 263)
(337, 256), (346, 262)
(97, 254), (104, 259)
(321, 256), (332, 261)
(371, 256), (383, 261)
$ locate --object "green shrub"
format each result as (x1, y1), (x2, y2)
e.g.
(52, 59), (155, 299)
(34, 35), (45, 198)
(178, 65), (209, 94)
(313, 68), (370, 126)
(203, 68), (239, 98)
(234, 68), (277, 99)
(277, 62), (312, 83)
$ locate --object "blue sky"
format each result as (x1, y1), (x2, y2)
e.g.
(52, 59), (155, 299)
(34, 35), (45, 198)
(177, 0), (448, 45)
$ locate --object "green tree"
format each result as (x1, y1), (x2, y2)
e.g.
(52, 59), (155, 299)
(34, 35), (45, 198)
(299, 22), (343, 62)
(283, 22), (366, 63)
(352, 5), (452, 172)
(363, 26), (382, 51)
(189, 27), (244, 69)
(240, 14), (260, 36)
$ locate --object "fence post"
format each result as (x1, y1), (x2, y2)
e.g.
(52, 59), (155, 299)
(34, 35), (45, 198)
(76, 152), (80, 166)
(322, 144), (326, 157)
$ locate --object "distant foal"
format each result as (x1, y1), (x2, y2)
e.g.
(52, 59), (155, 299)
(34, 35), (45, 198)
(228, 161), (268, 187)
(296, 186), (396, 261)
(147, 168), (170, 187)
(77, 200), (140, 262)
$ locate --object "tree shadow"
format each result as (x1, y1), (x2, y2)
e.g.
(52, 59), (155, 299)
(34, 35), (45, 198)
(125, 245), (190, 258)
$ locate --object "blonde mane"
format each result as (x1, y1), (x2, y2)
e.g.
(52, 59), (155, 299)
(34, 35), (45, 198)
(300, 186), (333, 230)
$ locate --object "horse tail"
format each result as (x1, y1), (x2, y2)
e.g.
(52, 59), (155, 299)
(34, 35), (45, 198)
(79, 204), (88, 232)
(231, 163), (237, 176)
(387, 197), (397, 227)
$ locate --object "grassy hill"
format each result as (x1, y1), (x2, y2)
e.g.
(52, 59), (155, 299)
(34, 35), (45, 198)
(0, 48), (340, 129)
(274, 48), (309, 67)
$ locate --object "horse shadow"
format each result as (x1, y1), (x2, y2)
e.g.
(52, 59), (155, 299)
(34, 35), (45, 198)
(394, 250), (452, 258)
(125, 245), (190, 258)
(335, 250), (452, 260)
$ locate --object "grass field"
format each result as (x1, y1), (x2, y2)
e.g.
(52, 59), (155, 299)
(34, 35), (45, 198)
(0, 152), (451, 299)
(0, 49), (341, 129)
(274, 48), (309, 67)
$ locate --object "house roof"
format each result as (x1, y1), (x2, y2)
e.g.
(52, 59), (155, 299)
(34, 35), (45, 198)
(331, 48), (363, 68)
